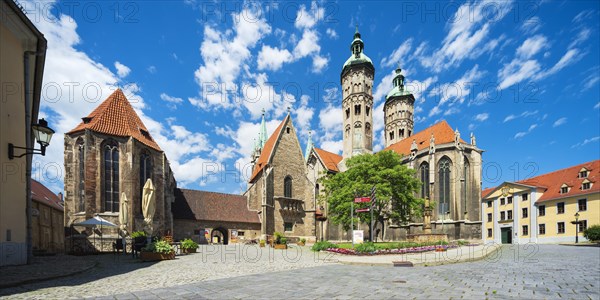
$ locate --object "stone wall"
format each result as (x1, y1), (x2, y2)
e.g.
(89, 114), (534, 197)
(174, 219), (261, 244)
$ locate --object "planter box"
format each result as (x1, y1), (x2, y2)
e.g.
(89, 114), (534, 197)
(274, 244), (287, 250)
(140, 251), (175, 261)
(182, 248), (197, 254)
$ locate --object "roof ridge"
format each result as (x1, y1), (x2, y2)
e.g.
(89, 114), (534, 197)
(178, 188), (244, 197)
(518, 160), (599, 184)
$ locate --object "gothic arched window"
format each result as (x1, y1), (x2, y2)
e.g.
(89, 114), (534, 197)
(77, 138), (85, 212)
(140, 151), (153, 214)
(103, 140), (119, 212)
(354, 104), (361, 115)
(365, 122), (372, 146)
(438, 157), (451, 216)
(284, 176), (293, 198)
(463, 157), (470, 216)
(420, 162), (430, 199)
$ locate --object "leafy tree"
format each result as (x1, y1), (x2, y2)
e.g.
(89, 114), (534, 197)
(319, 151), (423, 241)
(583, 224), (600, 242)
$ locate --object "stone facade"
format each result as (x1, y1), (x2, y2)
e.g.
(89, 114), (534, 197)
(173, 220), (261, 244)
(246, 116), (317, 241)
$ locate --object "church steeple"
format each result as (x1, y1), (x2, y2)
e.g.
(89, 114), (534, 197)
(304, 130), (314, 161)
(351, 26), (364, 58)
(383, 65), (415, 147)
(258, 109), (267, 148)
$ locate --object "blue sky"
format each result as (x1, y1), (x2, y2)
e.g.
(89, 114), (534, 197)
(25, 0), (599, 194)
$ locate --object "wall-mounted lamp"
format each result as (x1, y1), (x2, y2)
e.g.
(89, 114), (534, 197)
(8, 118), (55, 160)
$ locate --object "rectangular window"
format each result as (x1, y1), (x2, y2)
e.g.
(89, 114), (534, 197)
(579, 170), (588, 178)
(561, 187), (568, 194)
(578, 199), (587, 211)
(557, 222), (565, 234)
(578, 220), (587, 232)
(284, 222), (293, 232)
(523, 225), (528, 236)
(522, 193), (528, 201)
(500, 198), (505, 205)
(507, 196), (513, 204)
(507, 210), (513, 220)
(539, 205), (546, 216)
(522, 208), (528, 218)
(500, 211), (505, 221)
(238, 231), (245, 237)
(539, 224), (546, 235)
(557, 202), (565, 214)
(487, 228), (492, 238)
(487, 213), (492, 222)
(582, 182), (591, 190)
(487, 201), (492, 208)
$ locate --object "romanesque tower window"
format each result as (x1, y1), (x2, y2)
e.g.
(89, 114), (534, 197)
(365, 123), (372, 146)
(389, 131), (394, 141)
(77, 138), (85, 212)
(103, 140), (119, 212)
(140, 151), (153, 213)
(399, 128), (405, 138)
(366, 106), (370, 116)
(284, 176), (293, 198)
(438, 157), (451, 216)
(346, 108), (350, 119)
(420, 162), (429, 199)
(408, 130), (412, 137)
(354, 104), (361, 115)
(345, 125), (350, 137)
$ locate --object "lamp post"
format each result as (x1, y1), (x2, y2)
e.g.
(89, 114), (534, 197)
(8, 118), (55, 159)
(574, 212), (580, 244)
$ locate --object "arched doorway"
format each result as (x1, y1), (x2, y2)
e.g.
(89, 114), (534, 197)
(211, 227), (228, 245)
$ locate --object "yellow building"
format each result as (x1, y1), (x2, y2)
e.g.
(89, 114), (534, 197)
(0, 0), (48, 265)
(482, 160), (599, 244)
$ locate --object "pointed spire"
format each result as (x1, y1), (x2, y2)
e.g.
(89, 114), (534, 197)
(305, 130), (314, 161)
(259, 109), (267, 148)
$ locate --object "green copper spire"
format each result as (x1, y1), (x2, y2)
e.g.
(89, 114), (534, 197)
(304, 130), (314, 162)
(386, 65), (412, 100)
(342, 27), (373, 74)
(259, 109), (267, 148)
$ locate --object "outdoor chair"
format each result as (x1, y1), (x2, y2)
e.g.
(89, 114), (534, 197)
(132, 237), (147, 258)
(113, 239), (126, 254)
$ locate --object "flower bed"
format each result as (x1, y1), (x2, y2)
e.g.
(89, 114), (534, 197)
(325, 244), (458, 256)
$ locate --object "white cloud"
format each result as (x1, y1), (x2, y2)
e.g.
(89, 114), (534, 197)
(552, 117), (567, 127)
(326, 28), (338, 39)
(516, 35), (548, 59)
(294, 29), (321, 59)
(160, 93), (183, 104)
(569, 27), (591, 49)
(294, 1), (324, 29)
(147, 65), (157, 74)
(474, 113), (489, 122)
(503, 110), (538, 123)
(429, 65), (485, 106)
(192, 8), (271, 110)
(583, 73), (600, 91)
(542, 48), (583, 77)
(114, 61), (131, 78)
(514, 124), (537, 139)
(571, 136), (600, 148)
(257, 45), (293, 71)
(594, 102), (600, 109)
(381, 38), (413, 68)
(312, 54), (329, 73)
(498, 59), (541, 90)
(521, 17), (542, 34)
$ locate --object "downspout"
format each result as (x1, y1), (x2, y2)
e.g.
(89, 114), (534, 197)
(24, 51), (35, 264)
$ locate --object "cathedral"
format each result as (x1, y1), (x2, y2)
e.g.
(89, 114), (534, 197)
(63, 29), (483, 247)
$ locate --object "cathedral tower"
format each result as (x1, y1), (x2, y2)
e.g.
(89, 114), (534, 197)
(341, 27), (374, 158)
(383, 67), (415, 147)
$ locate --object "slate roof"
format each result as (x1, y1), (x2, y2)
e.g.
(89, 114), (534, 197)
(249, 115), (290, 183)
(383, 120), (466, 156)
(172, 189), (260, 224)
(31, 179), (63, 211)
(314, 148), (343, 173)
(67, 89), (161, 151)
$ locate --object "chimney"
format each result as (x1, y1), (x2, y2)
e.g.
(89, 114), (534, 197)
(57, 192), (63, 203)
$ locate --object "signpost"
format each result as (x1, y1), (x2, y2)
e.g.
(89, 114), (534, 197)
(370, 186), (376, 242)
(356, 208), (370, 213)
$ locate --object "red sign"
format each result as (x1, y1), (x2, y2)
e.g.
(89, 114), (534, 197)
(356, 208), (370, 213)
(354, 197), (371, 203)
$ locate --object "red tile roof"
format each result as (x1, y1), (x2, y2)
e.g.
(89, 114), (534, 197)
(67, 89), (161, 151)
(249, 115), (290, 183)
(314, 148), (343, 172)
(31, 179), (63, 211)
(518, 160), (599, 203)
(172, 189), (260, 224)
(383, 120), (466, 156)
(481, 187), (495, 199)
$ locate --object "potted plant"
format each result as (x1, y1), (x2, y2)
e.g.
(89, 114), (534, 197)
(298, 238), (306, 246)
(273, 232), (288, 250)
(259, 239), (266, 247)
(181, 238), (198, 254)
(140, 239), (175, 261)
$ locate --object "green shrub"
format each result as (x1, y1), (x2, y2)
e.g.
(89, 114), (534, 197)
(311, 241), (338, 252)
(583, 224), (600, 242)
(280, 237), (288, 245)
(274, 232), (284, 244)
(300, 238), (306, 244)
(355, 242), (377, 253)
(143, 240), (174, 254)
(131, 231), (146, 238)
(456, 240), (469, 246)
(181, 238), (198, 250)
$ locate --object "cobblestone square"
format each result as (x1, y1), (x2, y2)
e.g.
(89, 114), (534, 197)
(0, 244), (598, 299)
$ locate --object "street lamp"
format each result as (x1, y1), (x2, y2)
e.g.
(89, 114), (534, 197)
(8, 118), (55, 159)
(574, 212), (580, 244)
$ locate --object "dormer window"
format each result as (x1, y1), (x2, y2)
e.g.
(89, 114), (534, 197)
(581, 179), (591, 190)
(82, 117), (92, 124)
(560, 185), (569, 194)
(579, 168), (588, 178)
